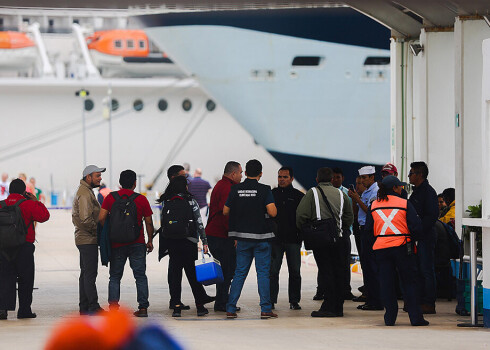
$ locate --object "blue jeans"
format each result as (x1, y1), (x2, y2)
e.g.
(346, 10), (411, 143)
(227, 240), (272, 313)
(109, 243), (149, 309)
(417, 231), (437, 305)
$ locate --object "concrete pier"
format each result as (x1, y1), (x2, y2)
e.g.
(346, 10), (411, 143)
(0, 210), (488, 349)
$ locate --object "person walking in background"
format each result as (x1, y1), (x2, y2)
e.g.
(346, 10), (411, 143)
(348, 166), (383, 311)
(365, 175), (428, 327)
(72, 165), (106, 315)
(0, 179), (50, 320)
(98, 170), (154, 318)
(18, 173), (34, 194)
(270, 166), (304, 310)
(188, 168), (212, 226)
(205, 161), (243, 312)
(297, 167), (353, 318)
(0, 173), (9, 201)
(157, 175), (215, 317)
(224, 159), (277, 319)
(408, 161), (439, 314)
(29, 177), (45, 203)
(97, 183), (111, 206)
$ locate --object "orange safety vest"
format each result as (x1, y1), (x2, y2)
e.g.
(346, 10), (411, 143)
(371, 195), (411, 250)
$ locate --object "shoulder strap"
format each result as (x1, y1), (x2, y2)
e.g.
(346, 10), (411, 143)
(13, 199), (26, 207)
(128, 193), (140, 202)
(111, 192), (120, 200)
(0, 200), (5, 208)
(316, 187), (339, 228)
(312, 188), (322, 221)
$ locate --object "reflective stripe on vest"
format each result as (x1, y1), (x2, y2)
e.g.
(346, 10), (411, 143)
(371, 195), (410, 250)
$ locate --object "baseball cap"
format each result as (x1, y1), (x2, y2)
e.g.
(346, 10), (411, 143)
(358, 165), (376, 176)
(381, 163), (398, 175)
(83, 165), (106, 177)
(381, 175), (406, 189)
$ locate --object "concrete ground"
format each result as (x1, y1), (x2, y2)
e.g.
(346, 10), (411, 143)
(0, 210), (488, 350)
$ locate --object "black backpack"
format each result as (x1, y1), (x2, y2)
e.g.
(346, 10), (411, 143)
(109, 192), (141, 244)
(0, 199), (29, 258)
(439, 220), (461, 259)
(161, 196), (195, 239)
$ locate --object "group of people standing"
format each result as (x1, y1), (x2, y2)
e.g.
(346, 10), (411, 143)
(0, 158), (444, 328)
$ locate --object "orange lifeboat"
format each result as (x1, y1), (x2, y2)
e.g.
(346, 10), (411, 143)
(0, 31), (35, 49)
(86, 29), (184, 78)
(0, 31), (37, 71)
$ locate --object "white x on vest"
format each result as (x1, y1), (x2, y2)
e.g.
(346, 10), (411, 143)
(377, 209), (402, 236)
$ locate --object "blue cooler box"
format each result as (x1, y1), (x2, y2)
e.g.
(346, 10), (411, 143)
(195, 254), (224, 286)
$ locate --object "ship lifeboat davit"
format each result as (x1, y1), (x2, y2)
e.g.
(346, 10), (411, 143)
(0, 31), (37, 71)
(87, 29), (184, 78)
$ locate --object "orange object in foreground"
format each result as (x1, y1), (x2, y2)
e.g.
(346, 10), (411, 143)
(0, 32), (35, 49)
(44, 308), (136, 350)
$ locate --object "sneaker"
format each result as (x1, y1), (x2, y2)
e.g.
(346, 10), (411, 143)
(260, 312), (278, 319)
(17, 312), (37, 319)
(352, 295), (368, 303)
(0, 310), (7, 320)
(357, 304), (383, 311)
(133, 308), (148, 317)
(87, 308), (107, 316)
(172, 309), (181, 317)
(311, 310), (342, 317)
(344, 292), (355, 300)
(290, 303), (301, 310)
(226, 312), (237, 319)
(412, 319), (430, 326)
(169, 302), (190, 310)
(109, 303), (120, 311)
(197, 305), (209, 316)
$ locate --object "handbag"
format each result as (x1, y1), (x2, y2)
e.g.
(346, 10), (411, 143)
(301, 186), (343, 249)
(195, 250), (224, 286)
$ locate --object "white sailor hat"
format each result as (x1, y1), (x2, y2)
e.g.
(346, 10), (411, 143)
(358, 165), (376, 176)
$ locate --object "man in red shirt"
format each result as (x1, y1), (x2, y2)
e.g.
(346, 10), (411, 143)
(98, 170), (154, 317)
(205, 161), (242, 312)
(0, 179), (50, 320)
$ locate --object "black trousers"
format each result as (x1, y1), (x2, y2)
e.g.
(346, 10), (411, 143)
(360, 228), (381, 306)
(313, 240), (344, 314)
(167, 239), (207, 306)
(206, 236), (236, 309)
(77, 244), (101, 312)
(375, 245), (425, 326)
(270, 241), (301, 304)
(0, 242), (35, 315)
(316, 236), (351, 297)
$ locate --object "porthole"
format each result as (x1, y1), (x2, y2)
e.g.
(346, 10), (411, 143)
(158, 99), (168, 111)
(84, 99), (94, 111)
(111, 99), (119, 112)
(133, 99), (144, 112)
(182, 99), (192, 112)
(206, 100), (216, 112)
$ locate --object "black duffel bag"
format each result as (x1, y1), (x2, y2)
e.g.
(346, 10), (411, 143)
(301, 186), (342, 250)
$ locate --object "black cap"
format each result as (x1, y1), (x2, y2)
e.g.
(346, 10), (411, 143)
(381, 175), (406, 189)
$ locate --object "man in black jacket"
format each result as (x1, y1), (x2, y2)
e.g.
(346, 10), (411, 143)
(408, 161), (439, 314)
(270, 167), (304, 310)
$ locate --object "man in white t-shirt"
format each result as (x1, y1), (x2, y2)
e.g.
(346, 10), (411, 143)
(0, 173), (9, 201)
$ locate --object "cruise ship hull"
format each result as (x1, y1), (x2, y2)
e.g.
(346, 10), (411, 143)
(136, 8), (391, 187)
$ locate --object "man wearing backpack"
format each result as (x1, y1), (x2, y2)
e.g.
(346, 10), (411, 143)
(72, 165), (106, 315)
(98, 170), (154, 317)
(0, 179), (50, 320)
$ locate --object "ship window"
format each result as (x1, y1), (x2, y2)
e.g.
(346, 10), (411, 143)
(206, 100), (216, 112)
(114, 40), (122, 49)
(158, 99), (168, 111)
(182, 99), (192, 112)
(111, 99), (119, 112)
(73, 19), (79, 24)
(133, 99), (143, 112)
(363, 57), (390, 65)
(292, 56), (324, 66)
(139, 40), (146, 49)
(127, 40), (134, 49)
(84, 99), (94, 112)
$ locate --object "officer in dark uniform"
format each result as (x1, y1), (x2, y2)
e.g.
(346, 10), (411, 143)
(365, 175), (429, 326)
(270, 166), (304, 310)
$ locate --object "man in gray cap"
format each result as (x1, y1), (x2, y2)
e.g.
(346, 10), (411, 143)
(72, 165), (106, 315)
